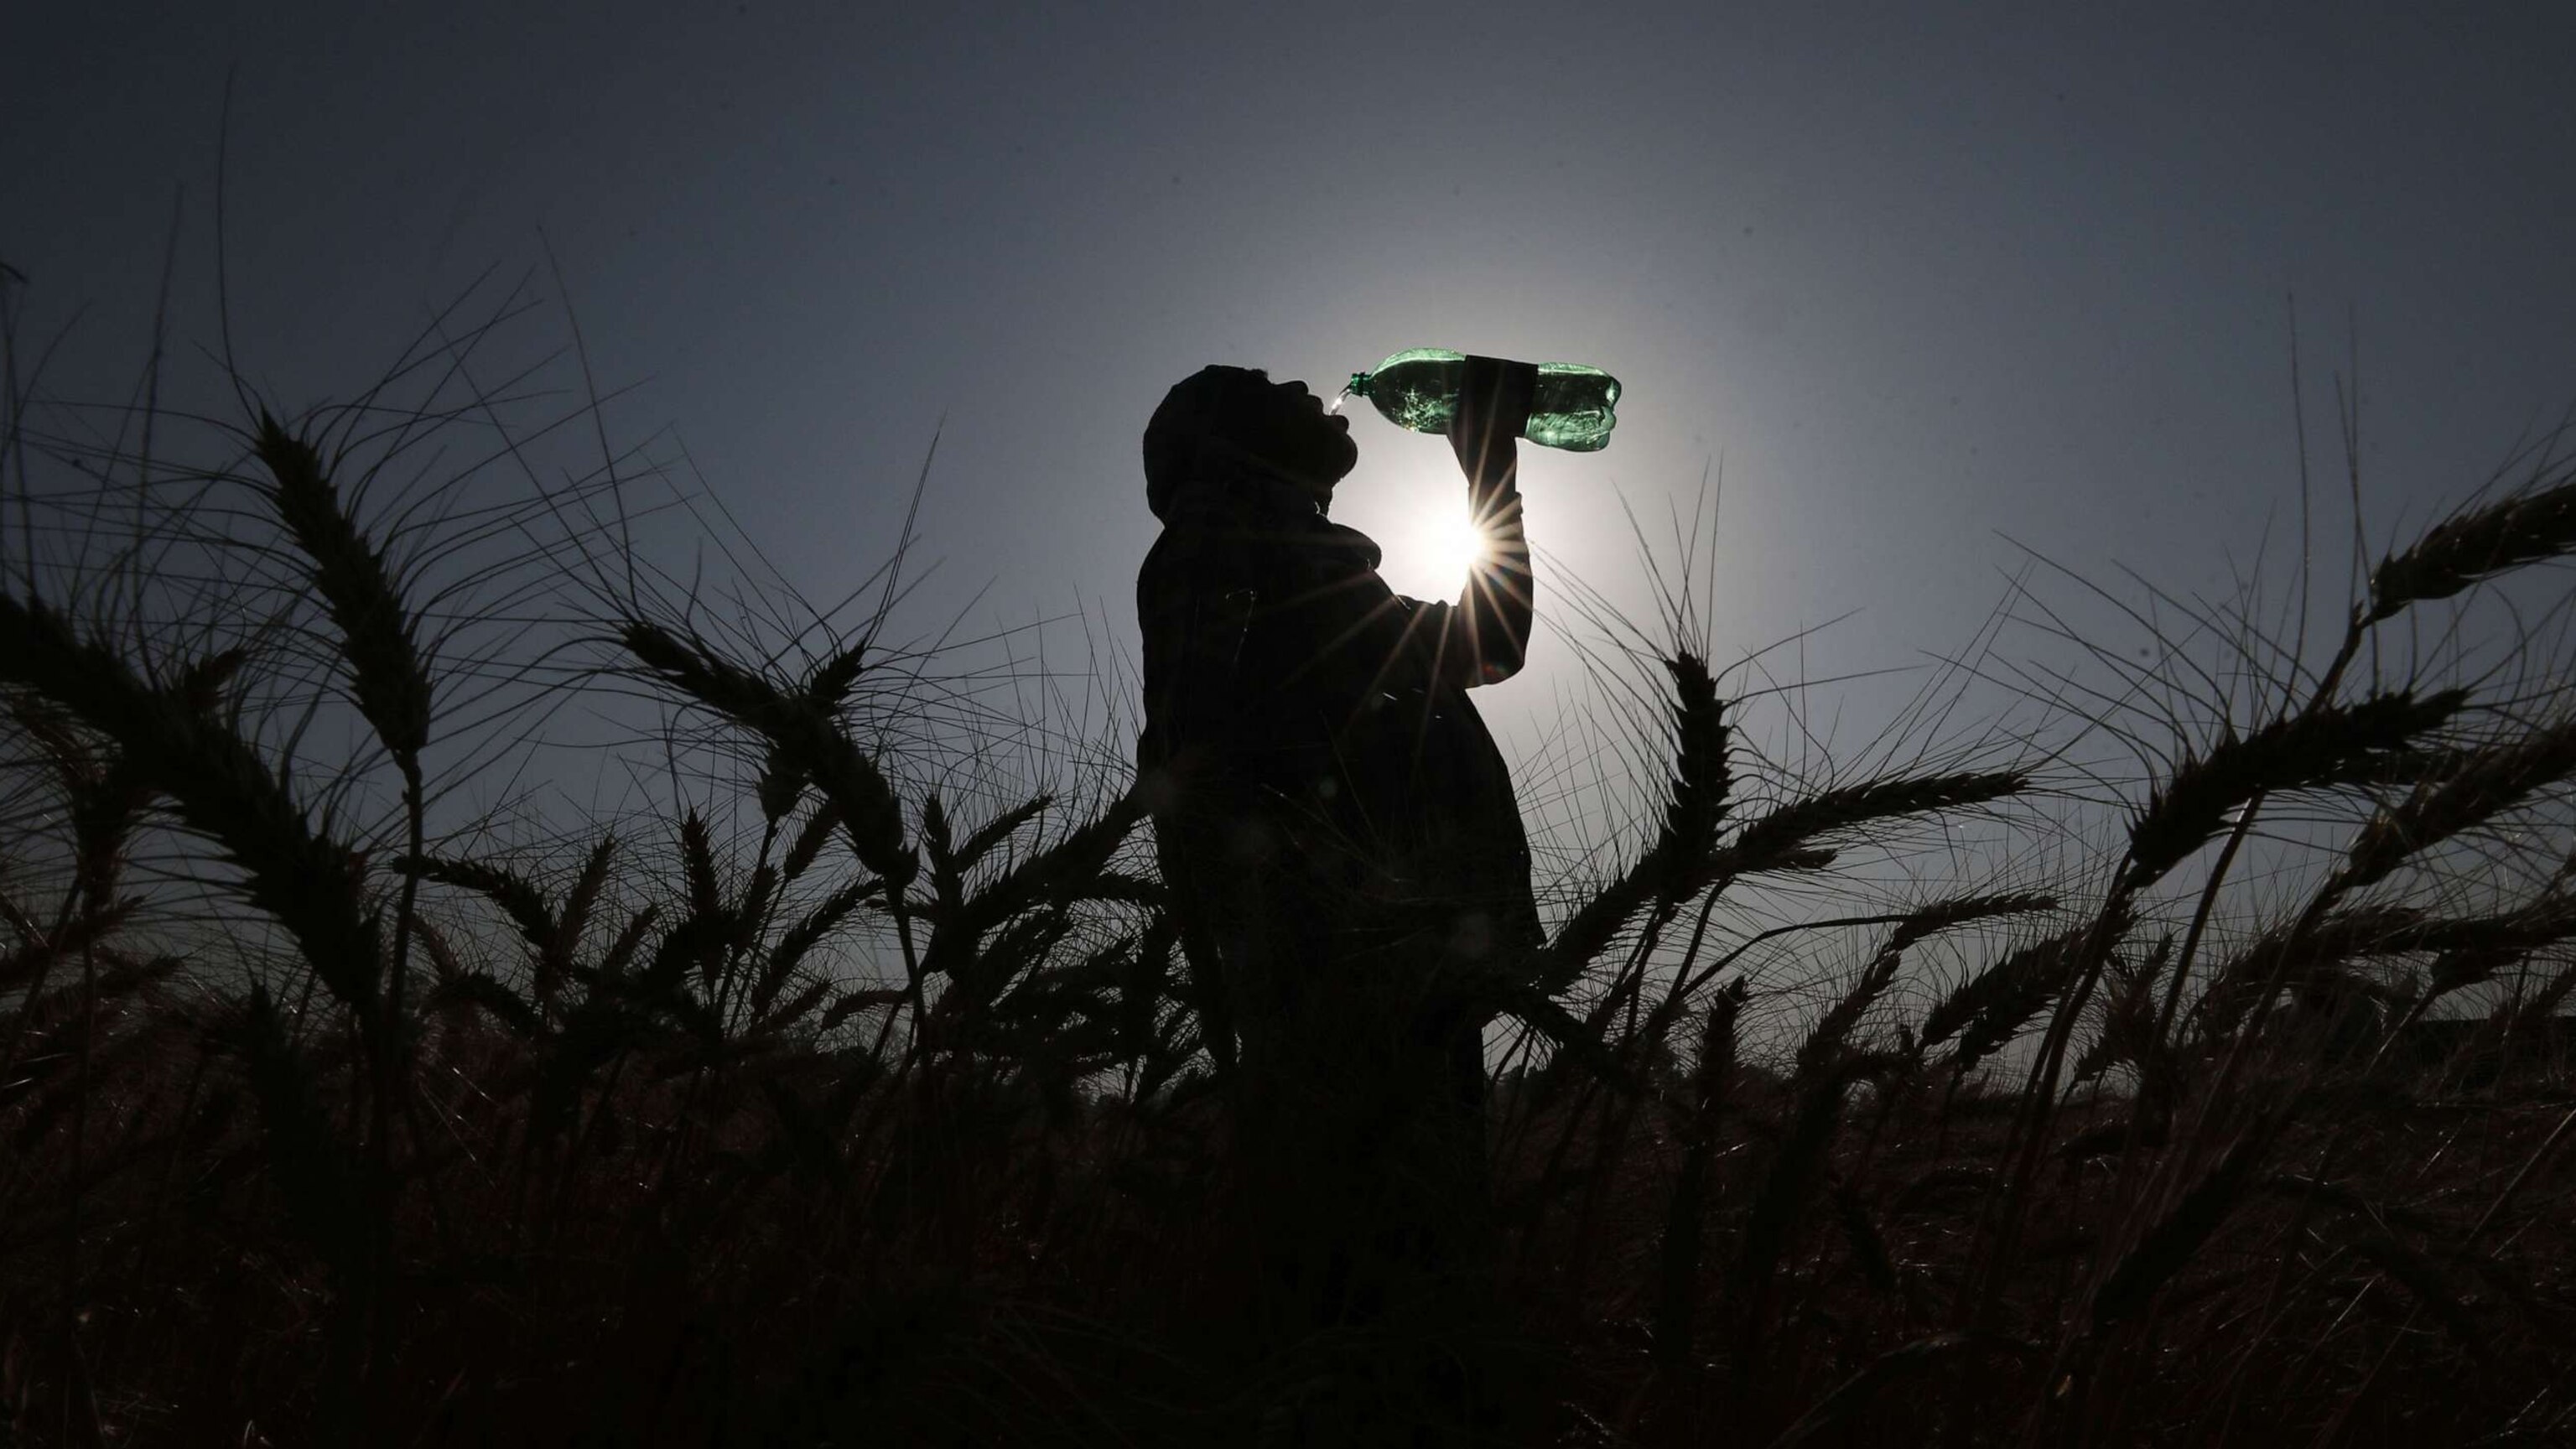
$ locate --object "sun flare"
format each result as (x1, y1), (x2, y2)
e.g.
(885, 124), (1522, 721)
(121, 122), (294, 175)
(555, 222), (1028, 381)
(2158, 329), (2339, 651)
(1332, 462), (1504, 601)
(1425, 507), (1494, 585)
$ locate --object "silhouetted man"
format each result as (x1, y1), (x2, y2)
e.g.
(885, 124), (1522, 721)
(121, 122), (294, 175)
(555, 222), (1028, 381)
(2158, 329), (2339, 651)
(1134, 358), (1541, 1381)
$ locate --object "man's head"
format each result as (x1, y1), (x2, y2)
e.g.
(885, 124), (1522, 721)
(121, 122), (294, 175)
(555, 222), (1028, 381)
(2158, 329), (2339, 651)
(1143, 366), (1358, 520)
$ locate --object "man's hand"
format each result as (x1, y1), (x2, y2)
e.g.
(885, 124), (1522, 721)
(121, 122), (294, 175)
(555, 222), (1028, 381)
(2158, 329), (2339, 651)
(1448, 355), (1540, 499)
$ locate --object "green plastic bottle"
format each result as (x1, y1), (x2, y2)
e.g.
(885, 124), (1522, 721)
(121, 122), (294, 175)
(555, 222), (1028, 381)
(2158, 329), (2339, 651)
(1345, 348), (1623, 453)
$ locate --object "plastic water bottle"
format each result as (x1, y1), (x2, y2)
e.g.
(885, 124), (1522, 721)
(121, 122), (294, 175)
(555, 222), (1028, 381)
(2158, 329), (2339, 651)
(1345, 348), (1622, 452)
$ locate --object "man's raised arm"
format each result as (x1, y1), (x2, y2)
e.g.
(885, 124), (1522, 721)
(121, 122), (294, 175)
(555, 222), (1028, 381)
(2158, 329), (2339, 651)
(1441, 355), (1539, 688)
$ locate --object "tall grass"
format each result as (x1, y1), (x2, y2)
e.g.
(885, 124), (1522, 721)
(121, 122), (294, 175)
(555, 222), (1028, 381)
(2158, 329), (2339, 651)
(2, 273), (2572, 1446)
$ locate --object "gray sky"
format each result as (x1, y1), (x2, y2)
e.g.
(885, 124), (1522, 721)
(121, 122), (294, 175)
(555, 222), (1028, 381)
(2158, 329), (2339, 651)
(10, 2), (2576, 779)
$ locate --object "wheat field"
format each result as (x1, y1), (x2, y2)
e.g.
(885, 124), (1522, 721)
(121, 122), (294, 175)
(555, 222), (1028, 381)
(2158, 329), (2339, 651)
(2, 282), (2571, 1446)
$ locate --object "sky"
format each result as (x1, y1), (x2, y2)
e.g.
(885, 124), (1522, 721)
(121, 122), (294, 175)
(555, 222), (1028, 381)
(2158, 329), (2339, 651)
(9, 1), (2576, 790)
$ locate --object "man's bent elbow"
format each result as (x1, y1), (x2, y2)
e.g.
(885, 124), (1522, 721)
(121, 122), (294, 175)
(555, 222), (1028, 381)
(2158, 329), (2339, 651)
(1457, 629), (1528, 688)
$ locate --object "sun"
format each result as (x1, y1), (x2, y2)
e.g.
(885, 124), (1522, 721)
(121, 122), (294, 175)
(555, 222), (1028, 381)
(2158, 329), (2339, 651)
(1330, 459), (1504, 600)
(1425, 506), (1496, 584)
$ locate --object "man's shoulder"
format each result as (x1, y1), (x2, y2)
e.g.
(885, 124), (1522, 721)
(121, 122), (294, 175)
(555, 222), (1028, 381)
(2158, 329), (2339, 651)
(1138, 525), (1213, 596)
(1140, 507), (1393, 605)
(1315, 519), (1384, 565)
(1138, 506), (1308, 571)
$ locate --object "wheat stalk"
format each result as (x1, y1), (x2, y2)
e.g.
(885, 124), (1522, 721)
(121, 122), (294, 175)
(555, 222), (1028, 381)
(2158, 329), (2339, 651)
(2087, 1117), (2280, 1336)
(0, 597), (382, 1013)
(253, 414), (430, 761)
(2366, 470), (2576, 622)
(748, 878), (878, 1019)
(1650, 978), (1741, 1371)
(1929, 927), (2079, 1076)
(1536, 651), (1731, 994)
(2126, 689), (2469, 891)
(621, 620), (913, 885)
(2339, 718), (2576, 891)
(1724, 771), (2028, 880)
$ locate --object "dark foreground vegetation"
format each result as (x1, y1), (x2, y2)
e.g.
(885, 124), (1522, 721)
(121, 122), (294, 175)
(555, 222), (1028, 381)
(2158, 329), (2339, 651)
(1, 283), (2572, 1446)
